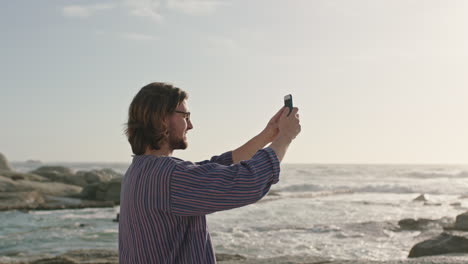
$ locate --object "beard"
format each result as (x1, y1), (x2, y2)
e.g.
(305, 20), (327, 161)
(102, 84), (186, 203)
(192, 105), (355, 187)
(168, 132), (188, 150)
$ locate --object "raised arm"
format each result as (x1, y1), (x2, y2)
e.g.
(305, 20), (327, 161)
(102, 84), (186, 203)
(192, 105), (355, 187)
(232, 107), (285, 163)
(170, 147), (280, 216)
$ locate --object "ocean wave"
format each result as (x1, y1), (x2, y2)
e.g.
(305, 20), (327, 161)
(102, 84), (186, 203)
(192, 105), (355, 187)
(59, 212), (114, 220)
(252, 224), (341, 233)
(102, 229), (118, 233)
(279, 184), (324, 192)
(402, 171), (468, 179)
(279, 183), (417, 194)
(352, 185), (416, 194)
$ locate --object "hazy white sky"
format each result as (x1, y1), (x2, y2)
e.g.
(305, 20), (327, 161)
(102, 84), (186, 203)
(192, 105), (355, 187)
(1, 0), (467, 164)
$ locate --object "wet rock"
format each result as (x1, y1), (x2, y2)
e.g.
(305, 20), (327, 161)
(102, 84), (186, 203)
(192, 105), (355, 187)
(399, 218), (438, 231)
(267, 190), (281, 196)
(113, 213), (119, 222)
(408, 232), (468, 258)
(0, 152), (12, 171)
(454, 212), (468, 231)
(216, 253), (247, 261)
(413, 194), (428, 202)
(399, 217), (454, 231)
(424, 202), (442, 206)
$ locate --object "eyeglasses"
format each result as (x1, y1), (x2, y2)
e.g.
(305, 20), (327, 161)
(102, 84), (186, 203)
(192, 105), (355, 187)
(174, 110), (191, 120)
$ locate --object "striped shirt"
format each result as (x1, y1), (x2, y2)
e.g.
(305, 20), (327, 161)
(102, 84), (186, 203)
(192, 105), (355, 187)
(118, 147), (280, 264)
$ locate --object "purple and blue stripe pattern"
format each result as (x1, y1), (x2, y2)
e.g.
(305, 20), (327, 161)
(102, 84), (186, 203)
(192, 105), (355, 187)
(119, 147), (280, 263)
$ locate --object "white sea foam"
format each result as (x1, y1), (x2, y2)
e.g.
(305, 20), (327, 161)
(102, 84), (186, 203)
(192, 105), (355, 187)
(59, 211), (114, 219)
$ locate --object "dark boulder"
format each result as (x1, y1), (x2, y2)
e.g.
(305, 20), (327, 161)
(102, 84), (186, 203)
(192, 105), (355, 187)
(80, 178), (121, 203)
(408, 232), (468, 258)
(399, 217), (454, 231)
(454, 212), (468, 231)
(413, 194), (428, 202)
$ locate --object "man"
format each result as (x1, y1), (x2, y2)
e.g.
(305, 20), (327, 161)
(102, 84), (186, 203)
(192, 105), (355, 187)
(119, 82), (301, 263)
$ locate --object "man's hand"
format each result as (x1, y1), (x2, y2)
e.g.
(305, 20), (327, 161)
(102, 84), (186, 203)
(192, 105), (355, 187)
(269, 107), (301, 161)
(259, 107), (287, 143)
(232, 107), (289, 163)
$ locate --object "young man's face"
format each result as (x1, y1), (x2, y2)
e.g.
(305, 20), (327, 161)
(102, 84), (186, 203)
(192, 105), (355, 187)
(168, 99), (193, 150)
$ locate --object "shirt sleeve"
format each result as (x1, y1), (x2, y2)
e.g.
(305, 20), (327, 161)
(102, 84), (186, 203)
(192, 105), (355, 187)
(194, 151), (233, 166)
(169, 147), (280, 216)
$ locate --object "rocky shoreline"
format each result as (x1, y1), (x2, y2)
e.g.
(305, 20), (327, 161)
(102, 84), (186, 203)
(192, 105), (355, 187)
(0, 153), (121, 212)
(1, 250), (468, 264)
(2, 153), (468, 262)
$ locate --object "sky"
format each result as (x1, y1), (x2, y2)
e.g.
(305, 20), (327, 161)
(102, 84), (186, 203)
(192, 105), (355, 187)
(1, 0), (467, 164)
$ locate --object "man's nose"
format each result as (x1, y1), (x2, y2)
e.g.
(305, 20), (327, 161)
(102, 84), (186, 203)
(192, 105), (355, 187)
(187, 119), (193, 130)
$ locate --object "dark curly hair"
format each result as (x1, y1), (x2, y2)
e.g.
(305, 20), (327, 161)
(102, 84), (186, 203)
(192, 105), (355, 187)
(125, 82), (188, 155)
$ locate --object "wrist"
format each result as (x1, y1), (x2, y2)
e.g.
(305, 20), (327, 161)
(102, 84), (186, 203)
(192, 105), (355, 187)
(273, 134), (293, 145)
(258, 128), (275, 144)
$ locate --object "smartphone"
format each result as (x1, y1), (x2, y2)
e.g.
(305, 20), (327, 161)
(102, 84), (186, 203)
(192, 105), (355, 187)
(284, 94), (293, 115)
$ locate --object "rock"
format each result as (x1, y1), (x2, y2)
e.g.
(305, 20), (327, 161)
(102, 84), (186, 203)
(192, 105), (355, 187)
(0, 175), (32, 192)
(76, 168), (122, 185)
(28, 249), (118, 264)
(113, 213), (119, 222)
(408, 232), (468, 258)
(268, 190), (281, 196)
(413, 194), (428, 202)
(80, 178), (121, 203)
(32, 166), (73, 178)
(80, 183), (100, 200)
(0, 180), (81, 211)
(12, 180), (82, 196)
(0, 191), (46, 210)
(11, 174), (25, 180)
(0, 174), (82, 196)
(216, 253), (247, 261)
(454, 212), (468, 231)
(0, 170), (48, 182)
(399, 218), (440, 231)
(31, 166), (86, 186)
(0, 152), (12, 171)
(424, 202), (442, 206)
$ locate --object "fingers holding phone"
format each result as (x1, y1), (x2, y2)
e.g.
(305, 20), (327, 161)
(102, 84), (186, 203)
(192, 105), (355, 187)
(269, 95), (301, 161)
(278, 95), (301, 141)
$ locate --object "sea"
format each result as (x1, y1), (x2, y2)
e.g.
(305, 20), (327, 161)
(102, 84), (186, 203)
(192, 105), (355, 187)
(1, 162), (468, 262)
